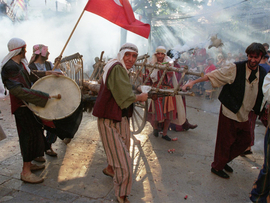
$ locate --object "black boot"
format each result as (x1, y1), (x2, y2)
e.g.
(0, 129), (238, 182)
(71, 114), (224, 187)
(182, 119), (198, 131)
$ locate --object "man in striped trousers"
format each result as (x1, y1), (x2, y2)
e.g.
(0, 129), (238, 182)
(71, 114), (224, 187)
(92, 43), (148, 203)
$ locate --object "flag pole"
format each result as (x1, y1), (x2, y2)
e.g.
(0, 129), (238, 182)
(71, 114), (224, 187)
(53, 9), (86, 70)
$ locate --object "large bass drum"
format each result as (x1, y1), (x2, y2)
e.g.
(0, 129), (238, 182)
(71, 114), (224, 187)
(29, 75), (83, 139)
(29, 75), (81, 120)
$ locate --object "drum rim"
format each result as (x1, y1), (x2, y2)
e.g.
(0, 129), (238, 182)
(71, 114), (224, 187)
(29, 75), (81, 120)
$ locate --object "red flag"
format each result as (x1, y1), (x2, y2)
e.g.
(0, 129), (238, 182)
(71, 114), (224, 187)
(84, 0), (151, 39)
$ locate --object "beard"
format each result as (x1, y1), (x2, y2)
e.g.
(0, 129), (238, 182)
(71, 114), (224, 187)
(247, 60), (259, 70)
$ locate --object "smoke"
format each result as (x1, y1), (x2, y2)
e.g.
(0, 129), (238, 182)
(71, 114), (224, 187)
(1, 0), (269, 70)
(0, 0), (148, 77)
(0, 0), (148, 97)
(0, 0), (269, 92)
(150, 0), (269, 55)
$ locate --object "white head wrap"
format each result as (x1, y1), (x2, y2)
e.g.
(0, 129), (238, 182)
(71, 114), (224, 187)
(102, 42), (138, 83)
(149, 46), (172, 83)
(155, 46), (166, 54)
(0, 38), (30, 74)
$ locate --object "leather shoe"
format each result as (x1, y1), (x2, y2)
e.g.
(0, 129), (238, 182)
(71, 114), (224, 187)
(30, 164), (45, 171)
(117, 196), (130, 203)
(63, 138), (71, 145)
(153, 129), (159, 137)
(240, 149), (253, 157)
(34, 156), (45, 163)
(187, 123), (198, 130)
(45, 148), (57, 157)
(224, 164), (233, 173)
(182, 119), (198, 130)
(243, 150), (253, 155)
(103, 168), (114, 178)
(211, 168), (229, 179)
(21, 173), (44, 184)
(162, 135), (172, 141)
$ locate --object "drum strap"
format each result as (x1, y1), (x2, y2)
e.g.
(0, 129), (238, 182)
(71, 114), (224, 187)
(22, 100), (39, 114)
(21, 100), (56, 128)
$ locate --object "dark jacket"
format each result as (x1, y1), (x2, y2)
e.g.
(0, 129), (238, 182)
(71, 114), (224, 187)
(29, 61), (52, 83)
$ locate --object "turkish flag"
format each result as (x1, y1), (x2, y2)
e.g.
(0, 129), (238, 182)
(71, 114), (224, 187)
(84, 0), (151, 39)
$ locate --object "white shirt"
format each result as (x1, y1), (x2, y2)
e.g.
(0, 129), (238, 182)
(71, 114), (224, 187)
(207, 63), (259, 122)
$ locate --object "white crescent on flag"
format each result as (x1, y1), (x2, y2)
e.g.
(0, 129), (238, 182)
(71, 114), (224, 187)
(114, 0), (123, 7)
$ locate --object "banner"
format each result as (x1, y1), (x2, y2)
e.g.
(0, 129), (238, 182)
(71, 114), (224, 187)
(84, 0), (151, 39)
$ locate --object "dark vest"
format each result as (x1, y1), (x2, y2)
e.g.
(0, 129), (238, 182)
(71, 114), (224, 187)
(218, 61), (266, 115)
(92, 62), (133, 122)
(29, 61), (52, 71)
(29, 61), (52, 83)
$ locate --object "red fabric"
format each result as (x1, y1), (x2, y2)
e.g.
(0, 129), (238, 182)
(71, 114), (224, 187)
(259, 107), (269, 127)
(147, 70), (177, 122)
(211, 106), (251, 170)
(84, 0), (151, 39)
(41, 119), (56, 128)
(248, 111), (257, 146)
(148, 96), (177, 123)
(92, 62), (133, 122)
(204, 64), (216, 74)
(195, 48), (207, 56)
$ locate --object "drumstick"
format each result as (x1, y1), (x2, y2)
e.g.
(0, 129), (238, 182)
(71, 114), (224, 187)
(50, 94), (61, 99)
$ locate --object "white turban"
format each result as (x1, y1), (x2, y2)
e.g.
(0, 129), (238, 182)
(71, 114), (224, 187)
(102, 42), (138, 83)
(1, 38), (30, 74)
(149, 46), (172, 83)
(155, 46), (166, 54)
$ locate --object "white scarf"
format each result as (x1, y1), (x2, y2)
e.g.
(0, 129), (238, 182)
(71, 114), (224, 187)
(0, 38), (30, 74)
(102, 43), (138, 84)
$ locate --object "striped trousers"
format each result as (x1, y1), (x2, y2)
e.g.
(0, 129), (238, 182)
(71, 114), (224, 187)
(97, 117), (132, 197)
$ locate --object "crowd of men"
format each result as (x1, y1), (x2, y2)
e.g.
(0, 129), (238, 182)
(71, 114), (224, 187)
(2, 37), (270, 203)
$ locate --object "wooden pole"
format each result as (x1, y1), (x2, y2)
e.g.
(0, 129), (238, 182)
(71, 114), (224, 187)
(53, 9), (86, 70)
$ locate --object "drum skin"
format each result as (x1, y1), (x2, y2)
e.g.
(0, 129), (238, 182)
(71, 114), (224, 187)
(29, 75), (81, 121)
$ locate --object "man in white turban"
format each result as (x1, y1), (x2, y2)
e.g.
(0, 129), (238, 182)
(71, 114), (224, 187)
(92, 43), (148, 203)
(1, 38), (59, 184)
(148, 46), (184, 141)
(28, 44), (62, 159)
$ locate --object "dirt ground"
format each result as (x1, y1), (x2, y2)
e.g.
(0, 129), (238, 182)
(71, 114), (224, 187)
(0, 93), (267, 202)
(0, 95), (17, 140)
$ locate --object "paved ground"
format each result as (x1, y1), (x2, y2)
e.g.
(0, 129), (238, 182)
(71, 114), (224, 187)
(0, 92), (266, 203)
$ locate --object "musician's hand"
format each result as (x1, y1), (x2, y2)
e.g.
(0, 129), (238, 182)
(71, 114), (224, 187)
(54, 55), (62, 64)
(46, 70), (63, 77)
